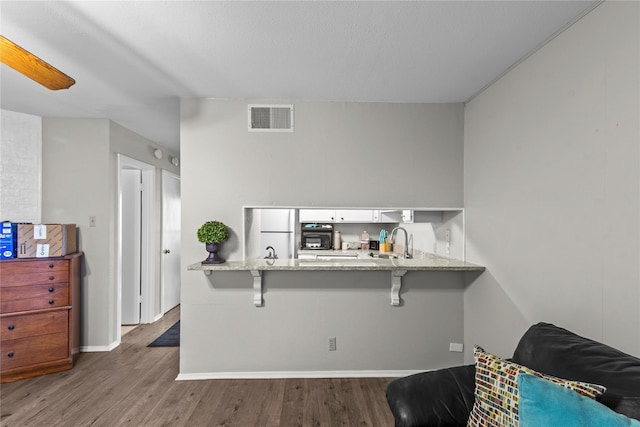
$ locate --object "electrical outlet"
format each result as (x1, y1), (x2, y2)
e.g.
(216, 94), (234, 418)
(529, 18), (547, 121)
(449, 342), (464, 352)
(328, 337), (337, 351)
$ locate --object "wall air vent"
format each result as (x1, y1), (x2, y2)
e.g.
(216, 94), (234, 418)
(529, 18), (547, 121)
(248, 104), (294, 132)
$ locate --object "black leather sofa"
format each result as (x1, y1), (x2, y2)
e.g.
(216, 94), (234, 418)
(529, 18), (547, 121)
(386, 322), (640, 427)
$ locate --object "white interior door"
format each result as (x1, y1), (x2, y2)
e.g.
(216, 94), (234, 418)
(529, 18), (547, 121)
(161, 171), (181, 313)
(121, 169), (141, 324)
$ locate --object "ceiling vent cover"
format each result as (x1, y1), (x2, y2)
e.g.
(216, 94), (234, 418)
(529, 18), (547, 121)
(248, 104), (294, 132)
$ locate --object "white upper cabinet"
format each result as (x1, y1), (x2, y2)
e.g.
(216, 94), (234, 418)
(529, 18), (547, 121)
(335, 209), (375, 223)
(300, 209), (375, 223)
(300, 208), (448, 224)
(299, 209), (336, 222)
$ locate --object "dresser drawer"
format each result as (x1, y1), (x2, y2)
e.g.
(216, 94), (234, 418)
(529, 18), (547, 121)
(0, 332), (69, 370)
(1, 311), (68, 341)
(0, 284), (70, 313)
(0, 260), (68, 287)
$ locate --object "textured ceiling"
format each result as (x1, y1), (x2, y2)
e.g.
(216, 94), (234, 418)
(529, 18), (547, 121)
(0, 1), (599, 153)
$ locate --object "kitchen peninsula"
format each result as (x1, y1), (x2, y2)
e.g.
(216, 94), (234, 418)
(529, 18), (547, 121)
(182, 205), (485, 380)
(188, 250), (484, 307)
(190, 207), (484, 307)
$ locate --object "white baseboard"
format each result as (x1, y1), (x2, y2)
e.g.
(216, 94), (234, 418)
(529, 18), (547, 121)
(176, 370), (424, 381)
(80, 341), (119, 352)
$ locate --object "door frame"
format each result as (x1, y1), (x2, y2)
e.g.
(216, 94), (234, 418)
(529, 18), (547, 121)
(161, 170), (181, 314)
(116, 154), (156, 343)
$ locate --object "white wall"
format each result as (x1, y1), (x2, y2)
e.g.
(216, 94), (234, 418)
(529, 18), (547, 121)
(42, 118), (179, 349)
(464, 1), (640, 361)
(181, 99), (464, 261)
(110, 122), (173, 318)
(42, 119), (112, 348)
(0, 110), (41, 223)
(180, 99), (468, 376)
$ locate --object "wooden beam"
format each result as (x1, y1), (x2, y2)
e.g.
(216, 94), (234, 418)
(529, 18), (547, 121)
(0, 35), (75, 90)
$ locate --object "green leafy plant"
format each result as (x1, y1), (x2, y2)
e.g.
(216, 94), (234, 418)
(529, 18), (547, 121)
(197, 220), (229, 243)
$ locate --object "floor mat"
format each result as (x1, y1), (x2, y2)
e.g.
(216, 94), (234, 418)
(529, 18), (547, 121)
(148, 321), (180, 347)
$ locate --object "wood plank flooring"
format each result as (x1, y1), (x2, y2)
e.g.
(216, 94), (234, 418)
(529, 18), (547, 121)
(0, 307), (395, 426)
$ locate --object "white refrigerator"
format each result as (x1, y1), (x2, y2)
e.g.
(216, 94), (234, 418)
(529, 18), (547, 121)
(260, 209), (295, 259)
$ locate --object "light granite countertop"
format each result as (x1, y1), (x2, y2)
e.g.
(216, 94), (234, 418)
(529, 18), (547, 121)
(188, 251), (485, 272)
(188, 250), (484, 306)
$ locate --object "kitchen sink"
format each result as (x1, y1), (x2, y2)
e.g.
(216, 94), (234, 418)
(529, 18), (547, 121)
(373, 253), (399, 259)
(298, 260), (378, 267)
(316, 254), (359, 260)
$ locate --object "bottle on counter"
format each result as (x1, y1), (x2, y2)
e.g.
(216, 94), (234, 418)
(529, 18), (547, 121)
(360, 230), (370, 250)
(333, 230), (341, 250)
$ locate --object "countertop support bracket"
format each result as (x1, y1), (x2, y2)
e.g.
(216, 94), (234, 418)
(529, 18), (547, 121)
(391, 270), (408, 306)
(251, 270), (263, 307)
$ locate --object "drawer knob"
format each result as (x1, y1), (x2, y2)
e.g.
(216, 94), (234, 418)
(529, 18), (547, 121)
(7, 352), (14, 358)
(49, 264), (54, 268)
(49, 300), (55, 305)
(7, 325), (15, 330)
(49, 287), (54, 293)
(49, 276), (54, 280)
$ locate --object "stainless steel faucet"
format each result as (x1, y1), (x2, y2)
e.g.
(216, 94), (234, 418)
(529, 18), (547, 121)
(265, 246), (278, 259)
(389, 227), (412, 259)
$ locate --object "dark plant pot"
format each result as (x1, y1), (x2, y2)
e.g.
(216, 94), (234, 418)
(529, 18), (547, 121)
(203, 242), (225, 264)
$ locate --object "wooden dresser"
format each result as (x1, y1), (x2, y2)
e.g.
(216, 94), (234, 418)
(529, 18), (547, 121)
(0, 252), (82, 383)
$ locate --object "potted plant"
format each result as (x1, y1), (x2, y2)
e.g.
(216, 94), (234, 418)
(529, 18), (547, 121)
(197, 220), (230, 264)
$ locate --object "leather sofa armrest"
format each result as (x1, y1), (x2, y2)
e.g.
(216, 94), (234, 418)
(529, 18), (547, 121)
(598, 394), (640, 421)
(386, 364), (476, 427)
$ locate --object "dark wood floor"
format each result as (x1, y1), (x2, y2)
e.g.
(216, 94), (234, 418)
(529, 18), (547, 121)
(0, 307), (395, 426)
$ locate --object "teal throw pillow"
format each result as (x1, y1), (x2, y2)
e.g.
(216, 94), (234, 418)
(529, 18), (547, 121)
(518, 373), (640, 427)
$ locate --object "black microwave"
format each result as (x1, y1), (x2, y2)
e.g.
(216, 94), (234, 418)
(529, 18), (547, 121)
(301, 223), (333, 250)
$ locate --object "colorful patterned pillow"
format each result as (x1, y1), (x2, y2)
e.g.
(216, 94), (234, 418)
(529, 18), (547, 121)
(466, 345), (607, 427)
